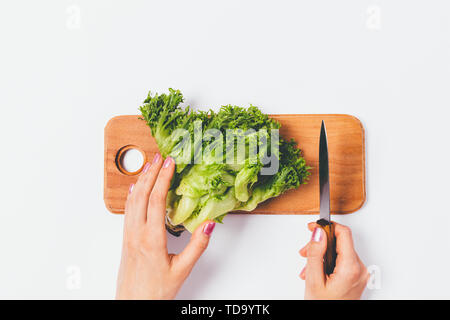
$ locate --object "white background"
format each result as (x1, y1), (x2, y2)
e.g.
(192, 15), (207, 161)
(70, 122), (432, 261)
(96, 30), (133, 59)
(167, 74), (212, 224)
(0, 0), (449, 299)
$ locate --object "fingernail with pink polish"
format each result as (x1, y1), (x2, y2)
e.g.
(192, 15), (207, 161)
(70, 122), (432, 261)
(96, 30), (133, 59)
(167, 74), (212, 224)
(129, 183), (134, 194)
(152, 153), (161, 164)
(203, 222), (216, 236)
(311, 227), (323, 242)
(142, 162), (151, 173)
(163, 157), (173, 169)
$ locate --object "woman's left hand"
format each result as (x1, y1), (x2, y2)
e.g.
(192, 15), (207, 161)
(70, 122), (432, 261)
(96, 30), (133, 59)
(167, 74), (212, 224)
(116, 154), (215, 300)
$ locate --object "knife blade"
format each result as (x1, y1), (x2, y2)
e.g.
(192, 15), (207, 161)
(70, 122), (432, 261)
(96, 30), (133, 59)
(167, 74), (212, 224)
(316, 120), (337, 275)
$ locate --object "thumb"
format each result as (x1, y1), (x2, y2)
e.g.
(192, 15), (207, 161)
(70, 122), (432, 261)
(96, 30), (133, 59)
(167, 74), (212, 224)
(305, 227), (327, 290)
(173, 221), (215, 275)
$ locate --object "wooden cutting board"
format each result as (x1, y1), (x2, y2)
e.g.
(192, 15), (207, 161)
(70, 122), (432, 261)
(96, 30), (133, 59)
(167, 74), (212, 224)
(104, 114), (365, 215)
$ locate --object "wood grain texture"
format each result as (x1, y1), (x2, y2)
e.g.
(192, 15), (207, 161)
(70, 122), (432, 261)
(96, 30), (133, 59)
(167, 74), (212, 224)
(104, 114), (365, 215)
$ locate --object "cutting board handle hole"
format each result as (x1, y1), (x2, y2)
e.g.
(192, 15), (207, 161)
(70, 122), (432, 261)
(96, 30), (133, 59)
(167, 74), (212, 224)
(115, 145), (146, 175)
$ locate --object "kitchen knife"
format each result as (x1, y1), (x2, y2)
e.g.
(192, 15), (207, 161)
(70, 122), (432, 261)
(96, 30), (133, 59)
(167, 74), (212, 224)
(316, 120), (337, 275)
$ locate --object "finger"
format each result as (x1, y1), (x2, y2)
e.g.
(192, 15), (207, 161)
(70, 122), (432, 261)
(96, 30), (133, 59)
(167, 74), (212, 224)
(334, 222), (357, 259)
(299, 222), (318, 257)
(299, 243), (308, 257)
(124, 182), (135, 206)
(125, 153), (162, 225)
(307, 222), (317, 231)
(172, 221), (215, 277)
(332, 223), (361, 277)
(147, 156), (175, 232)
(305, 227), (327, 290)
(299, 266), (306, 280)
(299, 222), (318, 258)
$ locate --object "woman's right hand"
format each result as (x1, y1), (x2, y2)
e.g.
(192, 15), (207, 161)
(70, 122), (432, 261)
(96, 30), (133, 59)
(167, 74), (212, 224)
(299, 222), (369, 300)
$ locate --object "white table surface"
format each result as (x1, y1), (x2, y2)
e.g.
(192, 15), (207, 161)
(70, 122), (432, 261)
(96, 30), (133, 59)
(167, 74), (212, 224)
(0, 0), (449, 299)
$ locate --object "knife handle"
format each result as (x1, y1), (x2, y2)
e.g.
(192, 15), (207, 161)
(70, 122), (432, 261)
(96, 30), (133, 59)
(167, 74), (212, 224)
(316, 219), (337, 276)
